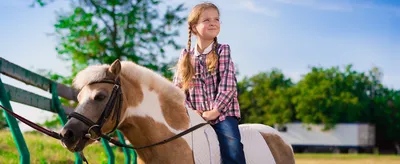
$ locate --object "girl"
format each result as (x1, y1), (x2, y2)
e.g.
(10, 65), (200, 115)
(173, 2), (246, 164)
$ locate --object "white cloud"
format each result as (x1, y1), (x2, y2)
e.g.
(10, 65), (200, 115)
(270, 0), (353, 11)
(238, 0), (280, 17)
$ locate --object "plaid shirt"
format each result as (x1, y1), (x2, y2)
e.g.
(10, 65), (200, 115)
(173, 43), (241, 124)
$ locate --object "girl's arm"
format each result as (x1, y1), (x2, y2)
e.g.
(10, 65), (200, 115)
(213, 44), (237, 113)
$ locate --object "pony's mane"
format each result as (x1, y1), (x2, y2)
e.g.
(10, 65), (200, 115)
(72, 61), (185, 101)
(119, 61), (184, 100)
(72, 64), (109, 90)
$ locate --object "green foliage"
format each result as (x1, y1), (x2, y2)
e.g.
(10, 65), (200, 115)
(238, 64), (393, 129)
(372, 88), (400, 144)
(238, 64), (400, 149)
(293, 65), (364, 129)
(238, 69), (295, 126)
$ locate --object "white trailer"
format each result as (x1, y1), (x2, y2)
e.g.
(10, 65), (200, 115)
(277, 123), (375, 153)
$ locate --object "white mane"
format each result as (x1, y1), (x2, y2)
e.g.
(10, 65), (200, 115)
(119, 61), (185, 101)
(72, 64), (109, 90)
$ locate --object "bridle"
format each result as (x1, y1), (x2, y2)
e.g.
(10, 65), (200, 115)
(68, 77), (123, 141)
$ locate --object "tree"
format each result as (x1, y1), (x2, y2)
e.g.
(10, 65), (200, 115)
(238, 69), (295, 126)
(36, 0), (186, 85)
(365, 67), (400, 153)
(372, 88), (400, 153)
(293, 65), (363, 130)
(387, 90), (400, 154)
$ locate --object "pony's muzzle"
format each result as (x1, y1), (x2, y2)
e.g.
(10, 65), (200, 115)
(59, 120), (86, 151)
(60, 127), (79, 149)
(60, 128), (74, 140)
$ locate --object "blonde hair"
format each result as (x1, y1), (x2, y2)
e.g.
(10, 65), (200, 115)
(177, 2), (220, 91)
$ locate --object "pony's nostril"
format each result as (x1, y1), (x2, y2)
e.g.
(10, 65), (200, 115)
(61, 129), (74, 139)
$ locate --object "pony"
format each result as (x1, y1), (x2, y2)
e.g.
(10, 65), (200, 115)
(60, 60), (295, 164)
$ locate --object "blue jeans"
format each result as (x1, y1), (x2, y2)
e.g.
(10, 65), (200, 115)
(212, 116), (246, 164)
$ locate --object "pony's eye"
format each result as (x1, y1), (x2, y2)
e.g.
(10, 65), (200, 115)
(94, 93), (107, 101)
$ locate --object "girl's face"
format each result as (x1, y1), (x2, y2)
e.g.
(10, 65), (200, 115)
(193, 8), (220, 41)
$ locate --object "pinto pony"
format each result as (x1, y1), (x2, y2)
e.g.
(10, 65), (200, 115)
(60, 60), (295, 164)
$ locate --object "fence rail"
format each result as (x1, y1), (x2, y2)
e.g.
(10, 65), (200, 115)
(0, 57), (135, 164)
(3, 83), (74, 114)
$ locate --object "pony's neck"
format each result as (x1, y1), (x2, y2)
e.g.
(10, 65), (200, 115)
(117, 72), (196, 163)
(118, 116), (194, 164)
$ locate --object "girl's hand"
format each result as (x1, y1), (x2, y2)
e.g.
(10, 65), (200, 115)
(202, 109), (220, 121)
(194, 110), (203, 116)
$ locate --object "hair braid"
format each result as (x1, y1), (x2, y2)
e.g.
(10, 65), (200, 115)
(206, 37), (219, 72)
(179, 26), (195, 91)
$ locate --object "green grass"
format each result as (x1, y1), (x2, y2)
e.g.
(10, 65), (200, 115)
(295, 153), (400, 159)
(0, 130), (133, 164)
(1, 130), (399, 164)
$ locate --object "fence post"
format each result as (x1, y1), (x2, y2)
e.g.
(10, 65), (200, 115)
(133, 150), (137, 164)
(0, 77), (30, 164)
(50, 82), (83, 164)
(116, 130), (133, 164)
(101, 138), (115, 164)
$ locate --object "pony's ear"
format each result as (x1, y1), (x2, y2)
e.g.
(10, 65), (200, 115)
(109, 59), (121, 76)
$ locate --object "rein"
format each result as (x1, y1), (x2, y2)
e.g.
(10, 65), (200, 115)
(0, 104), (61, 140)
(0, 77), (209, 163)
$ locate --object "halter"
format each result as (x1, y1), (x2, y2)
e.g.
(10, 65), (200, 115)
(68, 78), (123, 141)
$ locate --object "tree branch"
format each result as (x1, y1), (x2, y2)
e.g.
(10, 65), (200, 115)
(88, 0), (113, 34)
(110, 3), (121, 59)
(122, 14), (130, 46)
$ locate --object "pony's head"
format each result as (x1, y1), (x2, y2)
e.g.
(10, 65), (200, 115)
(60, 60), (125, 152)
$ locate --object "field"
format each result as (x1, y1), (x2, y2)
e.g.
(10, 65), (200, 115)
(0, 130), (399, 163)
(0, 130), (129, 164)
(295, 153), (400, 164)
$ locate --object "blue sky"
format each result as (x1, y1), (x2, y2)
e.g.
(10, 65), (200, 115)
(1, 0), (399, 130)
(175, 0), (399, 87)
